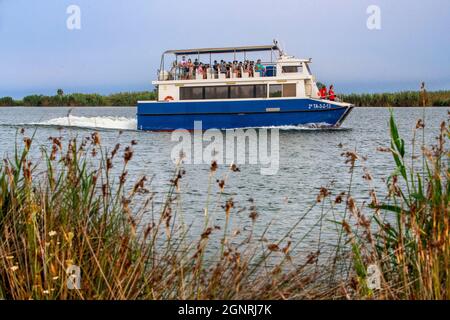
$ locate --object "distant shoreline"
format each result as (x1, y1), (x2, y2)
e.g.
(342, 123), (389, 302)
(1, 90), (449, 107)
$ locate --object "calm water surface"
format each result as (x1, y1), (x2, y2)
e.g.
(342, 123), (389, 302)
(0, 107), (448, 254)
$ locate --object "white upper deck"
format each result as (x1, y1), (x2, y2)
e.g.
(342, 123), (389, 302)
(152, 41), (322, 102)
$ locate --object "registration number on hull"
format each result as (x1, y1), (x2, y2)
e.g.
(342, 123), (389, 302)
(308, 103), (331, 109)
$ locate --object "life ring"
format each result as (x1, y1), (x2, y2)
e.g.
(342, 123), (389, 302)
(164, 96), (174, 102)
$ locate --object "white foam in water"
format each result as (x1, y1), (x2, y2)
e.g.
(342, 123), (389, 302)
(28, 117), (337, 131)
(241, 123), (336, 130)
(35, 115), (137, 130)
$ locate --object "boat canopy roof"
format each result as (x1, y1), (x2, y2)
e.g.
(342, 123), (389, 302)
(164, 44), (280, 56)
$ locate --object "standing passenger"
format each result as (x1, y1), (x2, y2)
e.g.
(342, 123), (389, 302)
(247, 62), (253, 77)
(179, 56), (188, 80)
(187, 59), (194, 80)
(328, 85), (335, 101)
(220, 62), (227, 76)
(194, 59), (199, 72)
(319, 85), (327, 99)
(197, 63), (204, 79)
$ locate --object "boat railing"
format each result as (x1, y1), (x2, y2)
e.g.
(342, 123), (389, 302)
(158, 62), (277, 81)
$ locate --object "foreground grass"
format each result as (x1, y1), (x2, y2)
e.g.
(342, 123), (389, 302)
(0, 111), (448, 300)
(0, 132), (333, 300)
(335, 111), (449, 299)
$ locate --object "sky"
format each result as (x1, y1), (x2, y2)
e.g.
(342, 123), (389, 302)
(0, 0), (449, 99)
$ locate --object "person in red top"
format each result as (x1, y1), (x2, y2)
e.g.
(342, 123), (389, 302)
(319, 85), (327, 99)
(328, 85), (336, 101)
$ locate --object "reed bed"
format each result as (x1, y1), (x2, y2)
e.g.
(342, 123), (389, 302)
(330, 110), (449, 299)
(341, 90), (450, 107)
(0, 111), (448, 300)
(0, 131), (332, 300)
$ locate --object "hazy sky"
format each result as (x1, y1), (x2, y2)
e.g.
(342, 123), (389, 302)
(1, 0), (449, 98)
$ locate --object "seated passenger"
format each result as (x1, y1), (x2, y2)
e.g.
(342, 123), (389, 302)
(255, 59), (265, 76)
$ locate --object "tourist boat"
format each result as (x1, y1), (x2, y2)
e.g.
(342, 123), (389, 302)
(137, 41), (353, 130)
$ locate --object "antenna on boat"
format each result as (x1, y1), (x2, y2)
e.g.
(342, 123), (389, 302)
(274, 39), (284, 56)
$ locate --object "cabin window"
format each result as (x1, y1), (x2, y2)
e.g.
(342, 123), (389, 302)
(255, 85), (267, 98)
(282, 66), (302, 73)
(180, 87), (203, 100)
(283, 84), (297, 97)
(230, 85), (254, 99)
(269, 84), (297, 98)
(269, 85), (282, 98)
(180, 85), (269, 100)
(205, 86), (228, 99)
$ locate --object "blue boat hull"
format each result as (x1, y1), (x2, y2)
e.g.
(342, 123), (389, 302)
(137, 98), (353, 130)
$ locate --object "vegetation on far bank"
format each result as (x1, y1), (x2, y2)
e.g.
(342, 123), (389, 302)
(341, 90), (450, 107)
(0, 90), (157, 107)
(0, 110), (448, 300)
(0, 89), (449, 107)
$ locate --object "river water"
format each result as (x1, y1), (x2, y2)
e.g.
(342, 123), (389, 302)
(0, 107), (448, 255)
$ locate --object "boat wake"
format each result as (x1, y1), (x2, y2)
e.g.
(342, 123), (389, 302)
(24, 116), (137, 131)
(5, 117), (349, 132)
(241, 123), (351, 131)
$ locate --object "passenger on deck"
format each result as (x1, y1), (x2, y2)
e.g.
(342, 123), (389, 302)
(328, 85), (336, 101)
(187, 59), (194, 80)
(204, 64), (210, 79)
(196, 63), (204, 79)
(194, 59), (199, 70)
(220, 61), (227, 77)
(255, 59), (265, 76)
(233, 61), (239, 78)
(226, 62), (232, 78)
(246, 62), (254, 77)
(179, 56), (188, 80)
(319, 85), (327, 99)
(169, 61), (177, 80)
(172, 57), (273, 80)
